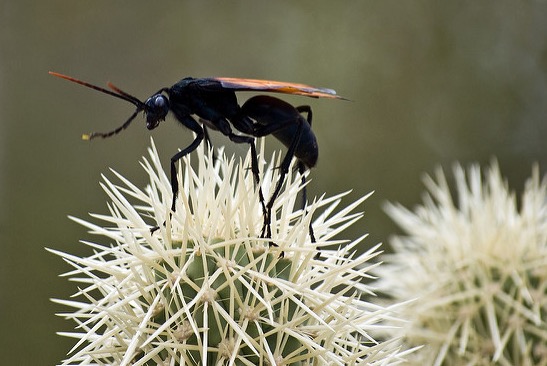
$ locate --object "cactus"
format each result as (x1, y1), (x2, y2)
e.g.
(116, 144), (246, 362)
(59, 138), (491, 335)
(50, 139), (406, 365)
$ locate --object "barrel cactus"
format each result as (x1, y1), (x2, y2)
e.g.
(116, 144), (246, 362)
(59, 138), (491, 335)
(375, 162), (547, 365)
(51, 139), (406, 365)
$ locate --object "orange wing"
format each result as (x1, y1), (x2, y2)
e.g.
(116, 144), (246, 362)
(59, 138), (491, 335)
(214, 77), (344, 99)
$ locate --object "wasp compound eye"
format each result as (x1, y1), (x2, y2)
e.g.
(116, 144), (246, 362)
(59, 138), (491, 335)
(145, 94), (170, 130)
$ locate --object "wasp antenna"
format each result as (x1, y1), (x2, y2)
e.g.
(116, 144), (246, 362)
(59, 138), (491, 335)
(81, 109), (141, 141)
(49, 71), (144, 107)
(107, 82), (144, 107)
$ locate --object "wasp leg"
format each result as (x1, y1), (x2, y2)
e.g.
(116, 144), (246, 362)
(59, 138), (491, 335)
(251, 114), (306, 242)
(151, 115), (204, 233)
(207, 115), (270, 239)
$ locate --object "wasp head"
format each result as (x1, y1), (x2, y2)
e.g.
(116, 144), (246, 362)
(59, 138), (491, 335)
(144, 94), (170, 130)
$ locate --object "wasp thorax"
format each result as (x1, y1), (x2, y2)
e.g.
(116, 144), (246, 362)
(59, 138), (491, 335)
(145, 94), (170, 130)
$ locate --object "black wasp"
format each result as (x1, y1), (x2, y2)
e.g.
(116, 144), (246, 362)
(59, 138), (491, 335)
(50, 72), (343, 239)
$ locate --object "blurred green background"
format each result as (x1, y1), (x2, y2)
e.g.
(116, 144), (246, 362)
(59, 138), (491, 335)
(2, 1), (547, 364)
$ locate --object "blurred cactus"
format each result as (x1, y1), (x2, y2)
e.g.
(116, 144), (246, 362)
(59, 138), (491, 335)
(374, 162), (547, 365)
